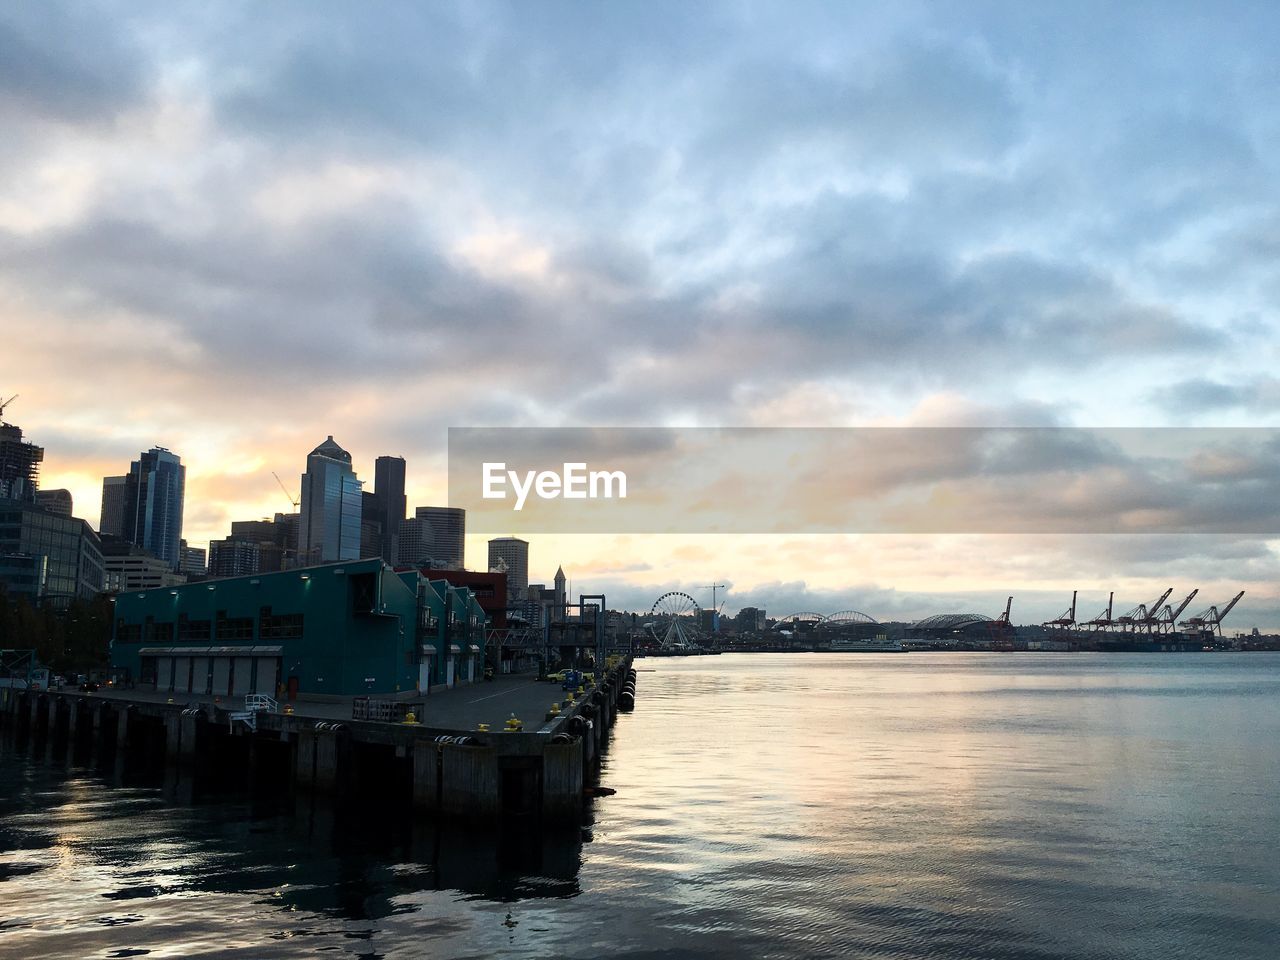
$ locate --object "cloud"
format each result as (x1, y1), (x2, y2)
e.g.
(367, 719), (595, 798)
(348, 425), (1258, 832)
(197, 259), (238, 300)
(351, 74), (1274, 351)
(1150, 377), (1280, 417)
(0, 5), (148, 125)
(2, 0), (1280, 609)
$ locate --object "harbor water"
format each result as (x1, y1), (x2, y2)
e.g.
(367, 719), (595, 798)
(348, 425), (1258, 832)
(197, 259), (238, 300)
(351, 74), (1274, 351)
(2, 653), (1279, 959)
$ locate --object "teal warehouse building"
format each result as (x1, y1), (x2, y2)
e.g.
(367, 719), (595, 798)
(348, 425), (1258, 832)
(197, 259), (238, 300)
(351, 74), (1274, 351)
(109, 558), (488, 699)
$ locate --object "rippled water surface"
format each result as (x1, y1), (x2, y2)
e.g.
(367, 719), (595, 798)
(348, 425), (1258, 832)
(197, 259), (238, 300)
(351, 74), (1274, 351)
(3, 653), (1280, 959)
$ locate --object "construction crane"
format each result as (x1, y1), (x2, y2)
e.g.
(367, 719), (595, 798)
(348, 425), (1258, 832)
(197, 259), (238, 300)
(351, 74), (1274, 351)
(1044, 590), (1077, 630)
(272, 471), (300, 509)
(703, 582), (726, 614)
(1180, 591), (1245, 637)
(0, 393), (16, 425)
(1083, 592), (1115, 630)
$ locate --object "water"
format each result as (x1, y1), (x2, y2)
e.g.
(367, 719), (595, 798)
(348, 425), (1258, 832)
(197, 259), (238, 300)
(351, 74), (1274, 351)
(3, 653), (1279, 959)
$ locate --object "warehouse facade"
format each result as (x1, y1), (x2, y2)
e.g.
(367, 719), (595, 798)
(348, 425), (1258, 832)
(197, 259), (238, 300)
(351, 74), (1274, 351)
(109, 558), (487, 698)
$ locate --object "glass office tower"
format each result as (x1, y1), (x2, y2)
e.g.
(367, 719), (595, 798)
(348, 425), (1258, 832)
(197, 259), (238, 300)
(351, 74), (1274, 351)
(297, 436), (363, 564)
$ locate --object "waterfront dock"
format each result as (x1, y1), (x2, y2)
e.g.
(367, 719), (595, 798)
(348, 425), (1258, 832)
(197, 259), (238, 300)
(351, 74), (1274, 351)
(0, 660), (635, 824)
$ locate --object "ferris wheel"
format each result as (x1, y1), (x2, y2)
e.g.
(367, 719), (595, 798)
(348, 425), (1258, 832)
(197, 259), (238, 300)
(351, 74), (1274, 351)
(647, 591), (702, 649)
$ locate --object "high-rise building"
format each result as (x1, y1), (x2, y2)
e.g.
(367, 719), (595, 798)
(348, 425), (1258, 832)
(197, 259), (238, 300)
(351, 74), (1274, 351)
(414, 506), (465, 568)
(274, 512), (300, 568)
(0, 422), (43, 502)
(487, 537), (529, 598)
(0, 500), (103, 605)
(374, 456), (406, 563)
(396, 517), (433, 566)
(735, 607), (766, 632)
(208, 537), (262, 579)
(297, 436), (362, 564)
(99, 475), (128, 537)
(122, 447), (185, 570)
(218, 514), (298, 574)
(35, 488), (73, 517)
(179, 540), (207, 577)
(554, 565), (567, 616)
(360, 490), (383, 560)
(101, 538), (186, 593)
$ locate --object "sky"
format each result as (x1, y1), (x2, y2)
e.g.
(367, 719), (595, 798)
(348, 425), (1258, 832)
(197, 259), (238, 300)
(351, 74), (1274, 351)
(2, 1), (1279, 628)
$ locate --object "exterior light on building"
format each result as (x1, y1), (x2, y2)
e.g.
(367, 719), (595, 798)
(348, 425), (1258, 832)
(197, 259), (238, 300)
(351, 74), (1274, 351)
(334, 568), (345, 575)
(169, 590), (178, 596)
(207, 584), (215, 590)
(300, 574), (310, 581)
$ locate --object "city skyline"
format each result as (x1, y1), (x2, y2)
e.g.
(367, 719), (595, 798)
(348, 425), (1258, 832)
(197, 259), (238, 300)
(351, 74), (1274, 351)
(1, 415), (1261, 631)
(2, 3), (1279, 627)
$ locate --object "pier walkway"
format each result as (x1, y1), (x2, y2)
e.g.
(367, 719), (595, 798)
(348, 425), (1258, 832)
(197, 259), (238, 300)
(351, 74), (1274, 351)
(87, 674), (572, 731)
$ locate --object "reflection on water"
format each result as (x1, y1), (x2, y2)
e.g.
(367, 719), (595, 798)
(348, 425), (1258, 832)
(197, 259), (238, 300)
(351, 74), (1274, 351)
(3, 653), (1280, 959)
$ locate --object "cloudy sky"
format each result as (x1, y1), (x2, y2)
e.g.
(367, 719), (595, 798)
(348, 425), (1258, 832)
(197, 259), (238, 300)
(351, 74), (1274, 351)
(3, 2), (1278, 627)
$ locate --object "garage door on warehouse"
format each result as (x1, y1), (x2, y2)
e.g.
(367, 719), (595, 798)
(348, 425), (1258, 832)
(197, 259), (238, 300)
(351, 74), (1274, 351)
(253, 655), (279, 694)
(211, 657), (232, 697)
(232, 657), (253, 696)
(136, 645), (282, 697)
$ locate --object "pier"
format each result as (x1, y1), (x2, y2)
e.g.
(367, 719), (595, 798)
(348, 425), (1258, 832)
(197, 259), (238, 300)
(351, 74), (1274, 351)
(0, 659), (634, 824)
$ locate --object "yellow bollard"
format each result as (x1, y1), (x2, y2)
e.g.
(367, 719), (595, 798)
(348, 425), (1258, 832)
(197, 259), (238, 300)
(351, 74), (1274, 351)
(548, 702), (561, 716)
(403, 711), (417, 724)
(477, 722), (490, 732)
(504, 713), (523, 731)
(284, 704), (294, 715)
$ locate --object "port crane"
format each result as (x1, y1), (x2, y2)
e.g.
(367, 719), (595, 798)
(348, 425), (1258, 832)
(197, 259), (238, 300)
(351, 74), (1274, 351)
(1152, 588), (1198, 634)
(1044, 590), (1077, 630)
(1116, 588), (1172, 633)
(1180, 591), (1245, 637)
(1083, 592), (1115, 630)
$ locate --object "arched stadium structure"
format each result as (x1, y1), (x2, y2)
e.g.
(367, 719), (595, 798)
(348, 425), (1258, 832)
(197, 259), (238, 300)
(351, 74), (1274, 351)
(907, 611), (1012, 647)
(820, 610), (878, 626)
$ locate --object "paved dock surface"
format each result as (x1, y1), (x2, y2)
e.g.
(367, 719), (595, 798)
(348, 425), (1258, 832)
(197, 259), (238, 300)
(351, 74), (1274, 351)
(84, 675), (575, 732)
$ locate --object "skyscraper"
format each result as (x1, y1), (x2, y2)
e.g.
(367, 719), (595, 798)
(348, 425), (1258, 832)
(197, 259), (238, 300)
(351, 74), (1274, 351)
(554, 564), (567, 616)
(488, 537), (529, 598)
(297, 436), (362, 564)
(35, 488), (73, 517)
(0, 422), (43, 502)
(179, 540), (207, 577)
(122, 447), (185, 570)
(374, 455), (406, 563)
(99, 475), (127, 537)
(360, 490), (383, 559)
(396, 517), (433, 566)
(414, 506), (465, 568)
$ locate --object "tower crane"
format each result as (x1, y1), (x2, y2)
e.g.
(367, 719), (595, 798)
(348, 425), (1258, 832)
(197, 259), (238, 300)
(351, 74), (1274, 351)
(0, 393), (17, 425)
(703, 582), (726, 614)
(272, 471), (300, 509)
